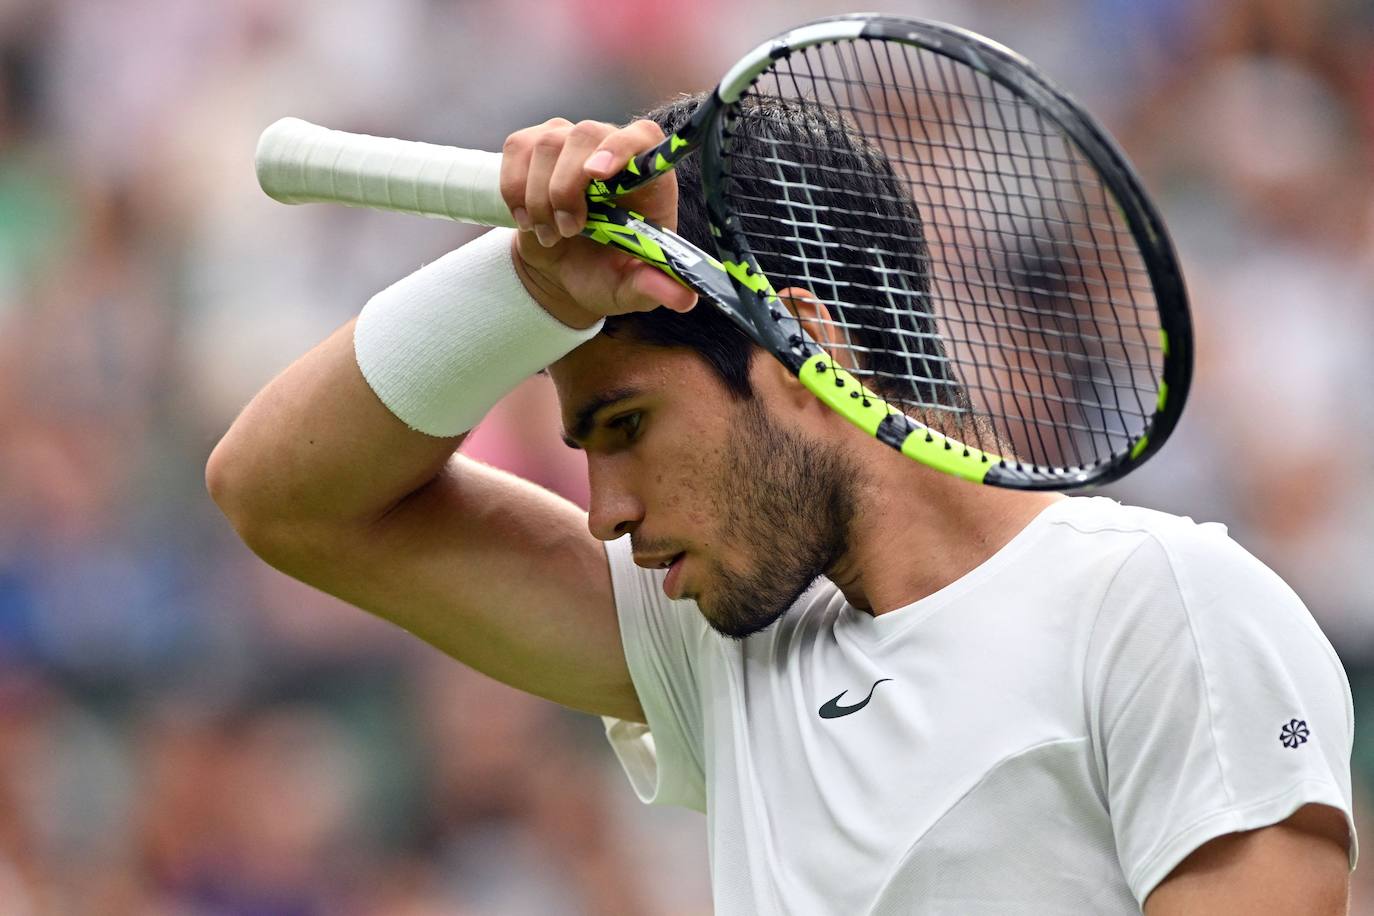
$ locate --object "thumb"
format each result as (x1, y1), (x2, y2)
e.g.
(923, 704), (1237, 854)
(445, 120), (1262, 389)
(629, 264), (697, 313)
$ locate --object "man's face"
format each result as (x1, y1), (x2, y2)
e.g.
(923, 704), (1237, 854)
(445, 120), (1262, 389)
(550, 334), (856, 639)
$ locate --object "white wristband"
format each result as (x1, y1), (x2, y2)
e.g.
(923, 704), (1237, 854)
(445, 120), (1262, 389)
(354, 228), (603, 436)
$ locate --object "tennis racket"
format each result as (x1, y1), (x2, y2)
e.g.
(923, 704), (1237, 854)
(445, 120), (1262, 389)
(255, 13), (1192, 490)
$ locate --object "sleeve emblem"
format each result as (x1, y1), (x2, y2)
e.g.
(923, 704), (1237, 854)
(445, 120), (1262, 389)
(1279, 718), (1310, 749)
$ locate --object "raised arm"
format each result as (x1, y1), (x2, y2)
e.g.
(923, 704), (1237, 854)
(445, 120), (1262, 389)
(1144, 803), (1350, 915)
(206, 117), (693, 721)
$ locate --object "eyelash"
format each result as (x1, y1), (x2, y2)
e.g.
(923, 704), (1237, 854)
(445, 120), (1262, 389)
(609, 412), (642, 440)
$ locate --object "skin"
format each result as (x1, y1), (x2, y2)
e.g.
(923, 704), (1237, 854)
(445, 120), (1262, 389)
(549, 334), (859, 640)
(1143, 803), (1350, 915)
(206, 115), (1351, 912)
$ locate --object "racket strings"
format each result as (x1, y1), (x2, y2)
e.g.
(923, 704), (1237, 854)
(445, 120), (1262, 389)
(739, 225), (1161, 333)
(721, 37), (1164, 471)
(899, 34), (1154, 467)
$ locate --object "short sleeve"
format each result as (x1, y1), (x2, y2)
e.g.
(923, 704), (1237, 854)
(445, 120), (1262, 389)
(601, 536), (710, 812)
(1084, 524), (1357, 907)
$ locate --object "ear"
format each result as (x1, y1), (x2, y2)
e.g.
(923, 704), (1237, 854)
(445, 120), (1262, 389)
(776, 287), (858, 372)
(760, 286), (863, 414)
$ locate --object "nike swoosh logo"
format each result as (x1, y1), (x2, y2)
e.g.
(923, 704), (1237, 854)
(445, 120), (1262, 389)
(818, 678), (893, 720)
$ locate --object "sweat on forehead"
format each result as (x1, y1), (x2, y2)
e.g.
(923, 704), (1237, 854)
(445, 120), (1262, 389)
(550, 334), (742, 442)
(598, 307), (758, 401)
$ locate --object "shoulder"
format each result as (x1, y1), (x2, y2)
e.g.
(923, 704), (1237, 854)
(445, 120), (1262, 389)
(1043, 497), (1289, 607)
(1067, 501), (1358, 903)
(1044, 495), (1228, 550)
(1049, 498), (1348, 700)
(1071, 498), (1350, 723)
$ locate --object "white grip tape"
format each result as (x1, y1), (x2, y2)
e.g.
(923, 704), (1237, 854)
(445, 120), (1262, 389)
(255, 117), (516, 228)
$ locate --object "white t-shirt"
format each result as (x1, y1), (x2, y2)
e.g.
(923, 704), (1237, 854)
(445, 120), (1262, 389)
(602, 496), (1358, 915)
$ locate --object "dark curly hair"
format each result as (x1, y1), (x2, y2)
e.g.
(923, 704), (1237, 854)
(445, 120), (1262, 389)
(601, 92), (959, 412)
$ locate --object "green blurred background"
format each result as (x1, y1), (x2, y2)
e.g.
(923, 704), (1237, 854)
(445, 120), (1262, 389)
(0, 0), (1371, 912)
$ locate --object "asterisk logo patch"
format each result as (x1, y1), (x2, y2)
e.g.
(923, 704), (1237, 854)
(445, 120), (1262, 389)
(1279, 718), (1310, 749)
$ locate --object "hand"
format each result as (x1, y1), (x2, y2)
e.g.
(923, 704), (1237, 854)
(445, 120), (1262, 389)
(499, 118), (698, 329)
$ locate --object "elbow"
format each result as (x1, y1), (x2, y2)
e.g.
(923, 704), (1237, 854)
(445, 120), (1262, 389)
(206, 431), (255, 527)
(205, 433), (345, 575)
(205, 433), (288, 560)
(204, 435), (237, 516)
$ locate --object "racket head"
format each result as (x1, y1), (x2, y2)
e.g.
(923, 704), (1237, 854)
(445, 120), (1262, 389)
(698, 14), (1193, 490)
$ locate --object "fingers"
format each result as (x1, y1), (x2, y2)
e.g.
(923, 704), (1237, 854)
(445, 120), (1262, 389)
(523, 128), (567, 247)
(583, 119), (667, 179)
(499, 115), (696, 321)
(547, 121), (616, 239)
(500, 118), (572, 233)
(499, 118), (671, 248)
(615, 263), (698, 315)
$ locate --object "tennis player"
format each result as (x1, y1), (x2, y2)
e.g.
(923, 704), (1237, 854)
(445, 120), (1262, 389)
(208, 96), (1357, 914)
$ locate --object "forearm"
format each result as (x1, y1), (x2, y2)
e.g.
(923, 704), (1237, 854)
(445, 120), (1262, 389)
(208, 228), (604, 554)
(206, 319), (464, 544)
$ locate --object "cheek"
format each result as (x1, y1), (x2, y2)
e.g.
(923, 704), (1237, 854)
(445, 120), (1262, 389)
(647, 433), (731, 535)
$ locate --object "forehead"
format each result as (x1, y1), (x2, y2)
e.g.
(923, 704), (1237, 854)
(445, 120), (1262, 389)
(549, 333), (714, 408)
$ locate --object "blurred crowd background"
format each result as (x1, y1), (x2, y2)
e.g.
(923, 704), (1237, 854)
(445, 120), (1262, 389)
(0, 0), (1371, 912)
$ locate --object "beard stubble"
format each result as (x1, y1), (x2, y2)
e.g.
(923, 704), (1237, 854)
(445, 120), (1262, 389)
(695, 400), (858, 639)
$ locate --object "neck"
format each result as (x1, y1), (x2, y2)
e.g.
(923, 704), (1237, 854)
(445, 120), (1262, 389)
(826, 444), (1064, 615)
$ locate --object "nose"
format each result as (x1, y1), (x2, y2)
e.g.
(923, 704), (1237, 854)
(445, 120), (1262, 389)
(585, 456), (644, 541)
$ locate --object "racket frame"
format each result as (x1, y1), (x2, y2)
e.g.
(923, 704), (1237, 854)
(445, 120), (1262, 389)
(253, 13), (1192, 491)
(691, 14), (1193, 489)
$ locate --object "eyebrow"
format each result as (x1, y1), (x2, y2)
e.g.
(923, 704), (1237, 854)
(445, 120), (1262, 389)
(561, 386), (641, 449)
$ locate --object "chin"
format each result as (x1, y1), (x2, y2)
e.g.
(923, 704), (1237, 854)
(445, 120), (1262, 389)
(697, 594), (792, 641)
(694, 560), (821, 640)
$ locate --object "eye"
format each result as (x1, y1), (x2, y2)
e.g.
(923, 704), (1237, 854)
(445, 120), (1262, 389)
(608, 411), (642, 440)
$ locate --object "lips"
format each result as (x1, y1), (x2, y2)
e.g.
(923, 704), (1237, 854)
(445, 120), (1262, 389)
(632, 549), (688, 599)
(662, 553), (686, 599)
(632, 551), (681, 571)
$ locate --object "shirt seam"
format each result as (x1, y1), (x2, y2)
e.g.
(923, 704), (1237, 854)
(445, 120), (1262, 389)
(862, 735), (1091, 912)
(1081, 535), (1154, 808)
(1147, 531), (1236, 807)
(1081, 536), (1155, 657)
(1051, 520), (1154, 537)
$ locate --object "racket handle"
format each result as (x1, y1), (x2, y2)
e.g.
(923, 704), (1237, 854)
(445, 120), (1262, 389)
(255, 117), (516, 228)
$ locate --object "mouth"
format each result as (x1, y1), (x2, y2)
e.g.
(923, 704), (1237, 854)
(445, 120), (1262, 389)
(662, 553), (687, 600)
(631, 547), (689, 599)
(633, 549), (683, 570)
